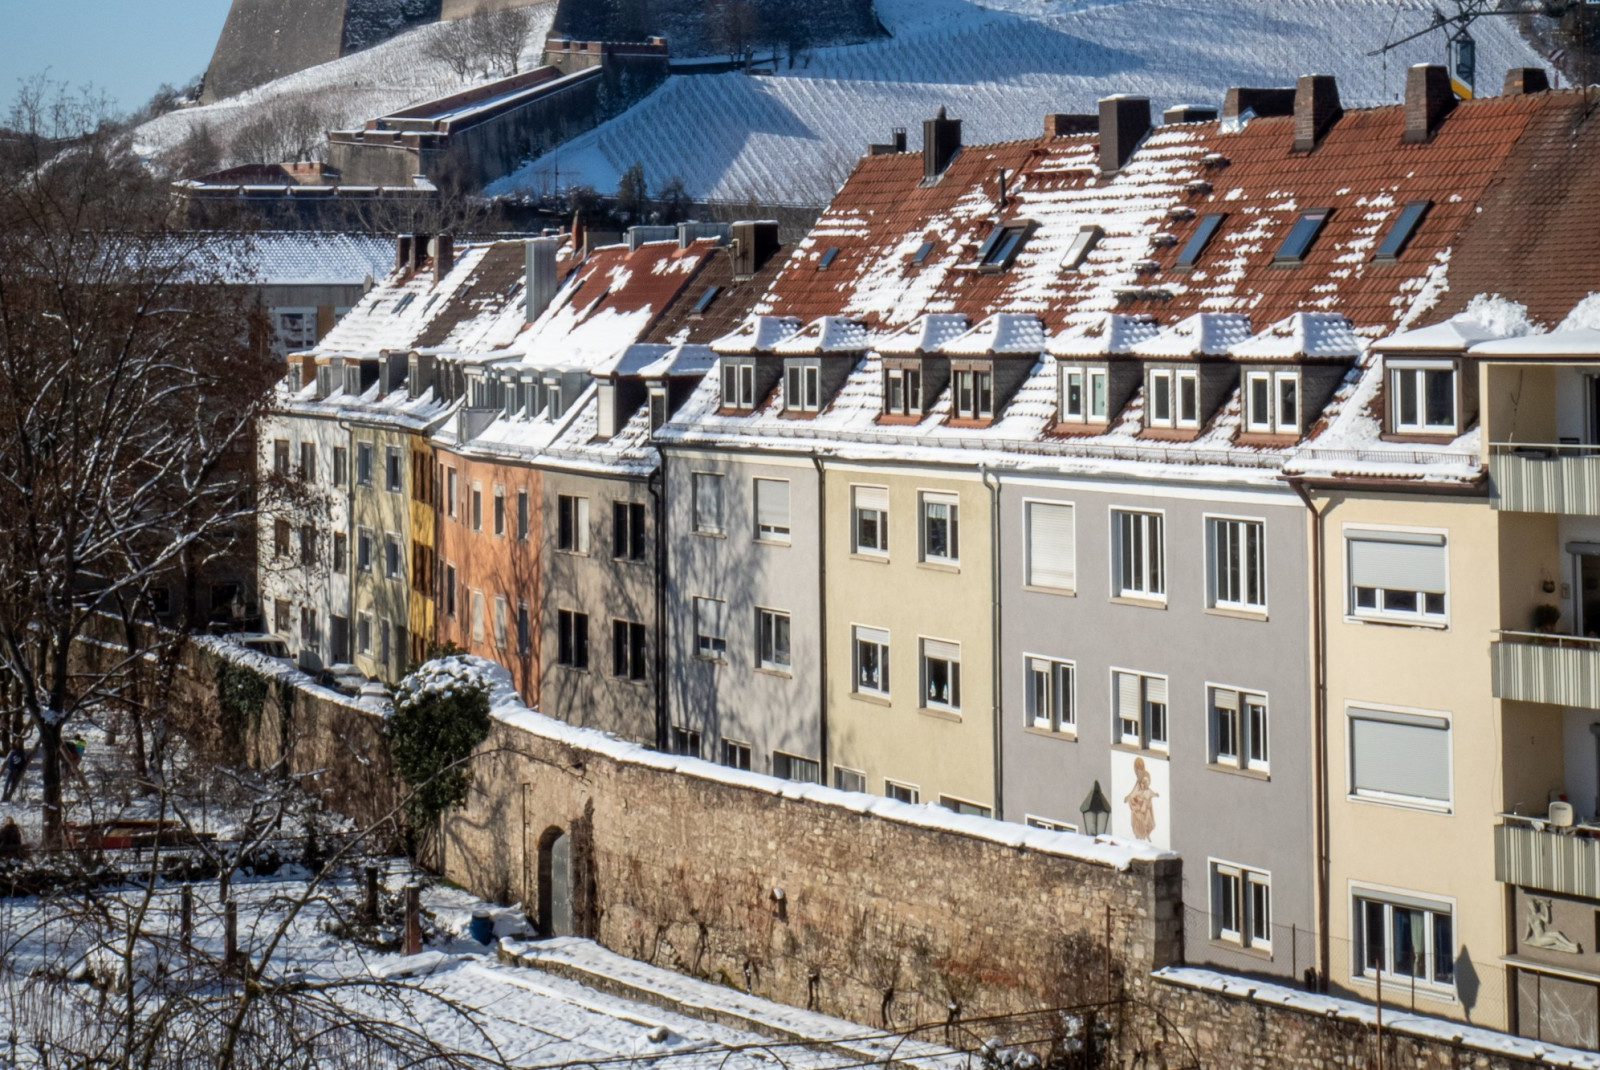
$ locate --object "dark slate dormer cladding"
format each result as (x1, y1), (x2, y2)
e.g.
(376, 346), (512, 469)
(1228, 312), (1362, 445)
(1047, 313), (1158, 434)
(710, 315), (801, 413)
(1129, 313), (1252, 439)
(873, 315), (968, 424)
(938, 313), (1046, 426)
(772, 316), (869, 419)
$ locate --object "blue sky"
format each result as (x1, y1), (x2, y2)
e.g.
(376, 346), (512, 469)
(1, 0), (234, 116)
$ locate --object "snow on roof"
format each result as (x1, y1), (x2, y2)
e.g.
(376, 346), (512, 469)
(183, 232), (396, 286)
(940, 313), (1045, 356)
(875, 313), (970, 355)
(1046, 313), (1160, 357)
(1131, 312), (1253, 358)
(711, 314), (803, 353)
(595, 342), (719, 378)
(1469, 327), (1600, 358)
(1230, 312), (1362, 361)
(1379, 314), (1526, 352)
(771, 316), (871, 354)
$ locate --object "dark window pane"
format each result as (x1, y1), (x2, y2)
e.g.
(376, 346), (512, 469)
(1176, 213), (1225, 268)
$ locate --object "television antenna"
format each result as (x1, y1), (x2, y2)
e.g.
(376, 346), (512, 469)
(1368, 1), (1589, 98)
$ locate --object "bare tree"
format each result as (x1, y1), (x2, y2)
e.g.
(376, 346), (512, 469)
(474, 4), (540, 76)
(0, 78), (280, 846)
(426, 16), (490, 83)
(227, 96), (332, 165)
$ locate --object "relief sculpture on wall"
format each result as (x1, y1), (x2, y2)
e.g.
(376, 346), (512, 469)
(1526, 896), (1583, 954)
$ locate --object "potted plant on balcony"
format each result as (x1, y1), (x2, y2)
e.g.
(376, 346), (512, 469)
(1532, 603), (1562, 637)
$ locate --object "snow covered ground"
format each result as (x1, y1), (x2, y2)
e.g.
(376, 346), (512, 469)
(490, 0), (1548, 206)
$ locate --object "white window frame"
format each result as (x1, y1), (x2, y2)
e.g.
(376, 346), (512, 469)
(853, 625), (890, 696)
(1351, 885), (1456, 994)
(953, 368), (994, 420)
(1345, 526), (1449, 626)
(1113, 669), (1168, 752)
(885, 367), (922, 416)
(1207, 514), (1267, 613)
(1346, 703), (1453, 812)
(557, 494), (591, 554)
(1025, 815), (1078, 832)
(1024, 499), (1076, 593)
(920, 492), (960, 565)
(1209, 684), (1269, 773)
(852, 485), (889, 556)
(694, 596), (727, 660)
(833, 766), (867, 793)
(1209, 860), (1272, 952)
(692, 472), (725, 535)
(919, 637), (962, 713)
(1024, 655), (1076, 735)
(885, 780), (920, 804)
(720, 738), (753, 770)
(772, 751), (821, 784)
(756, 607), (792, 672)
(785, 362), (822, 413)
(385, 446), (403, 493)
(721, 360), (757, 408)
(1112, 508), (1165, 601)
(1059, 365), (1108, 424)
(356, 528), (374, 573)
(754, 478), (791, 543)
(1389, 359), (1457, 434)
(493, 595), (508, 649)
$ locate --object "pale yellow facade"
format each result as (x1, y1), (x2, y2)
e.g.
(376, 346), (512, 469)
(350, 421), (413, 683)
(823, 462), (996, 813)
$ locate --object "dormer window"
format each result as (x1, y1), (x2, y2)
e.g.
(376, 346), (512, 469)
(954, 368), (993, 420)
(649, 389), (668, 430)
(547, 385), (564, 420)
(785, 361), (822, 413)
(1274, 208), (1331, 264)
(1390, 360), (1456, 434)
(1243, 371), (1300, 435)
(886, 367), (922, 416)
(316, 366), (333, 398)
(1147, 368), (1199, 429)
(1059, 365), (1109, 424)
(721, 360), (757, 409)
(977, 223), (1030, 270)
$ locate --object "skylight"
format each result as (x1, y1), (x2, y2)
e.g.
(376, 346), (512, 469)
(1174, 213), (1225, 269)
(1373, 200), (1430, 261)
(1274, 208), (1332, 264)
(692, 286), (721, 315)
(912, 241), (935, 265)
(818, 247), (840, 269)
(1062, 225), (1103, 272)
(392, 293), (416, 315)
(977, 224), (1029, 270)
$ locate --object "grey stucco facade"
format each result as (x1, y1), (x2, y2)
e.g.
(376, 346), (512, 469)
(997, 473), (1314, 980)
(663, 447), (824, 776)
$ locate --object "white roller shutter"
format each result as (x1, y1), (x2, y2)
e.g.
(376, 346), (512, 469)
(1026, 501), (1076, 590)
(1348, 530), (1447, 593)
(1349, 708), (1451, 804)
(1117, 672), (1142, 722)
(693, 473), (723, 532)
(756, 479), (790, 532)
(922, 638), (961, 663)
(1212, 687), (1239, 710)
(855, 625), (890, 647)
(1145, 675), (1168, 705)
(854, 485), (889, 512)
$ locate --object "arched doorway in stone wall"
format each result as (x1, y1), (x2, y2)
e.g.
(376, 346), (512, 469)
(537, 826), (573, 937)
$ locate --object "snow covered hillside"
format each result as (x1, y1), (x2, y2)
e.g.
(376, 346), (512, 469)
(134, 2), (557, 165)
(490, 0), (1548, 207)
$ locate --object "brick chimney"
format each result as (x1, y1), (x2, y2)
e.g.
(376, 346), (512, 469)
(1098, 95), (1151, 174)
(525, 237), (559, 323)
(1403, 65), (1455, 144)
(433, 234), (454, 281)
(923, 107), (962, 182)
(1222, 87), (1296, 121)
(395, 235), (413, 272)
(1292, 74), (1341, 152)
(1503, 66), (1550, 96)
(1044, 113), (1097, 138)
(410, 233), (430, 272)
(1163, 104), (1218, 124)
(868, 127), (908, 155)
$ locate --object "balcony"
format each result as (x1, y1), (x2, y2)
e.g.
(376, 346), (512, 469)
(1495, 815), (1600, 898)
(1489, 442), (1600, 515)
(1492, 631), (1600, 710)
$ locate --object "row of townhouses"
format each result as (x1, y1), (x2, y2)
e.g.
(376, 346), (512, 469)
(240, 66), (1600, 1048)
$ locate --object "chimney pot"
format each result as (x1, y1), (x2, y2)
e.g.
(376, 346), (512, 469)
(1292, 74), (1342, 152)
(1403, 64), (1456, 143)
(1163, 104), (1218, 124)
(1044, 113), (1098, 138)
(433, 234), (454, 281)
(922, 109), (963, 182)
(1098, 95), (1151, 174)
(1222, 87), (1296, 121)
(1503, 66), (1550, 96)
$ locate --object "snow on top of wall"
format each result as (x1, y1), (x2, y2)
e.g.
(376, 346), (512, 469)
(394, 654), (492, 713)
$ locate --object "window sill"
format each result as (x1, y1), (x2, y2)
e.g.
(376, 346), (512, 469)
(1345, 792), (1452, 816)
(1023, 726), (1077, 742)
(850, 552), (891, 564)
(693, 530), (727, 540)
(1111, 742), (1169, 759)
(754, 666), (793, 679)
(554, 549), (591, 558)
(694, 653), (728, 665)
(851, 691), (892, 706)
(1343, 614), (1448, 631)
(918, 560), (960, 574)
(1207, 762), (1270, 782)
(754, 538), (792, 548)
(1210, 938), (1274, 962)
(1346, 974), (1456, 1004)
(1110, 595), (1166, 610)
(1206, 605), (1268, 623)
(1021, 584), (1076, 598)
(557, 664), (590, 674)
(919, 705), (963, 723)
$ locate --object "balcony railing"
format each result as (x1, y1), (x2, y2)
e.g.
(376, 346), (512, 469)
(1489, 442), (1600, 515)
(1492, 630), (1600, 710)
(1495, 814), (1600, 898)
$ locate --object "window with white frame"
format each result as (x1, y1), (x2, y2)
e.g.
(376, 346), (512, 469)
(1147, 369), (1199, 429)
(721, 360), (757, 408)
(921, 493), (959, 564)
(953, 368), (994, 420)
(1059, 365), (1110, 424)
(773, 752), (821, 784)
(471, 485), (482, 531)
(557, 494), (590, 553)
(853, 626), (889, 695)
(885, 367), (922, 416)
(1025, 656), (1075, 734)
(332, 447), (347, 487)
(356, 612), (372, 655)
(853, 486), (889, 556)
(1114, 670), (1168, 750)
(669, 725), (701, 758)
(1025, 500), (1075, 592)
(920, 638), (961, 712)
(1113, 509), (1164, 600)
(299, 442), (317, 481)
(1026, 815), (1078, 832)
(694, 596), (727, 659)
(1348, 706), (1451, 808)
(754, 478), (791, 542)
(693, 473), (724, 534)
(756, 608), (791, 671)
(833, 766), (867, 792)
(885, 780), (920, 804)
(940, 796), (991, 817)
(445, 468), (458, 519)
(1353, 890), (1455, 989)
(720, 739), (752, 770)
(613, 501), (647, 560)
(1389, 360), (1456, 434)
(785, 362), (822, 413)
(356, 529), (373, 572)
(1209, 516), (1266, 612)
(1347, 529), (1447, 623)
(1210, 861), (1272, 951)
(1244, 370), (1300, 435)
(493, 487), (505, 536)
(1210, 687), (1269, 772)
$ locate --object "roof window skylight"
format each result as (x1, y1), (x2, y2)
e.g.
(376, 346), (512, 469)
(1274, 208), (1332, 264)
(692, 286), (721, 315)
(1062, 225), (1104, 272)
(392, 293), (416, 315)
(818, 247), (840, 269)
(1373, 200), (1430, 261)
(1174, 213), (1225, 269)
(977, 223), (1030, 270)
(913, 241), (935, 265)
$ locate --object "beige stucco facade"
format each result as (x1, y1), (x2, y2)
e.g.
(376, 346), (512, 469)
(823, 461), (996, 813)
(349, 420), (413, 682)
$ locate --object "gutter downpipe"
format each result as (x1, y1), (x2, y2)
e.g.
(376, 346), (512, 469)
(1291, 476), (1329, 990)
(649, 456), (669, 752)
(982, 464), (1003, 820)
(812, 453), (829, 783)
